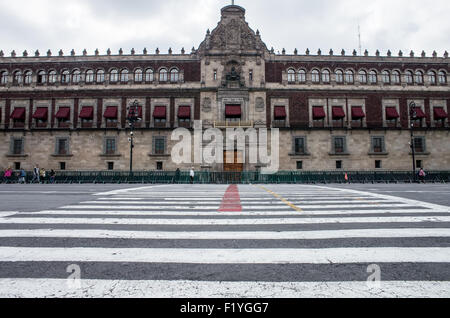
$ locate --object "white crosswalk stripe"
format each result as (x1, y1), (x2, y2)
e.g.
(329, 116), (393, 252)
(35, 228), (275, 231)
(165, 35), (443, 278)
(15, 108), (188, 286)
(0, 184), (449, 298)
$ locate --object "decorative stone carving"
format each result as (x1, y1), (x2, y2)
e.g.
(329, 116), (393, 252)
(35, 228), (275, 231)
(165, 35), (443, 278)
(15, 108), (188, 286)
(59, 49), (64, 56)
(255, 97), (265, 112)
(23, 50), (28, 57)
(34, 50), (39, 57)
(203, 97), (212, 112)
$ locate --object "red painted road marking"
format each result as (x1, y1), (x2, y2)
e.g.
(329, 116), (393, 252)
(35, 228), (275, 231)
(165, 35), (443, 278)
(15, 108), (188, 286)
(218, 185), (242, 212)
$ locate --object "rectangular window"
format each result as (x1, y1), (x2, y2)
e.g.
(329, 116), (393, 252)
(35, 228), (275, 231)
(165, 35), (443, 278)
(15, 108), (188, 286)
(296, 161), (303, 170)
(416, 160), (423, 169)
(375, 160), (382, 169)
(333, 137), (346, 154)
(336, 160), (343, 170)
(56, 138), (69, 155)
(371, 136), (385, 153)
(60, 162), (66, 171)
(156, 162), (163, 171)
(249, 70), (253, 82)
(154, 137), (166, 155)
(107, 162), (114, 170)
(413, 137), (426, 153)
(105, 138), (116, 155)
(12, 138), (24, 155)
(14, 162), (21, 170)
(294, 137), (306, 154)
(213, 70), (217, 81)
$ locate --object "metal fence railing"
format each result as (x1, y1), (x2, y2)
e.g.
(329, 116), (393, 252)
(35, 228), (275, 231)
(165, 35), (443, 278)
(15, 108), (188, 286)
(1, 170), (450, 184)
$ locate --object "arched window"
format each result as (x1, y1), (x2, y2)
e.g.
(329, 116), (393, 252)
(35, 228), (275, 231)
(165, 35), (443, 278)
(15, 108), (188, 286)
(134, 69), (143, 82)
(61, 70), (70, 84)
(37, 70), (47, 84)
(109, 69), (118, 82)
(322, 70), (330, 83)
(428, 71), (437, 85)
(311, 69), (320, 83)
(335, 70), (344, 83)
(145, 69), (154, 82)
(72, 70), (81, 83)
(358, 70), (367, 84)
(14, 71), (23, 85)
(415, 71), (424, 84)
(120, 69), (129, 83)
(368, 71), (377, 84)
(48, 70), (57, 83)
(438, 71), (447, 84)
(85, 70), (94, 83)
(24, 71), (32, 85)
(96, 70), (105, 83)
(405, 71), (414, 84)
(382, 71), (390, 84)
(0, 71), (8, 85)
(287, 69), (296, 83)
(298, 70), (306, 83)
(392, 71), (401, 84)
(159, 68), (168, 82)
(345, 70), (354, 84)
(170, 69), (179, 82)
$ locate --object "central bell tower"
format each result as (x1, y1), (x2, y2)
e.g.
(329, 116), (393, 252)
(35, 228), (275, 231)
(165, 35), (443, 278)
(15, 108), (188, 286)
(197, 4), (270, 172)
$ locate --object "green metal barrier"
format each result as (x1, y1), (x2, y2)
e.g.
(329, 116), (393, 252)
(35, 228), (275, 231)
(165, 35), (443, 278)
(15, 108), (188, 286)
(2, 170), (450, 184)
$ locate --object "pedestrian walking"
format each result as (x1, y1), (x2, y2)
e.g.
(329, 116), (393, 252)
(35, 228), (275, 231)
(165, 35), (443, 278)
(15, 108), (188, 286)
(40, 168), (46, 184)
(3, 167), (13, 183)
(19, 168), (26, 184)
(49, 169), (56, 184)
(418, 168), (426, 184)
(190, 167), (195, 184)
(173, 168), (181, 184)
(32, 165), (40, 184)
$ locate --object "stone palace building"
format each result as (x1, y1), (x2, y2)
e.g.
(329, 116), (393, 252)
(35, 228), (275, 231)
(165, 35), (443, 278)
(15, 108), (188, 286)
(0, 4), (449, 172)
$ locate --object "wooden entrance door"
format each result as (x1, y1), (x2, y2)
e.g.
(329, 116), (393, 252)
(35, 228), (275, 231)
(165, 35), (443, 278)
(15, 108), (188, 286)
(223, 151), (244, 172)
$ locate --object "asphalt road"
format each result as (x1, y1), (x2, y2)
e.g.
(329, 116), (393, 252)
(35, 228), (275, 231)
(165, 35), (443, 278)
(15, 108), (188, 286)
(0, 183), (449, 298)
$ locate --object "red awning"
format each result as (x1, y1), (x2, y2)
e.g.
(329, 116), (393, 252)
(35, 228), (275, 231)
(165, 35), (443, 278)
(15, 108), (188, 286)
(178, 106), (191, 119)
(32, 107), (48, 120)
(55, 107), (70, 119)
(274, 106), (287, 119)
(413, 107), (426, 119)
(79, 106), (94, 119)
(128, 106), (142, 118)
(104, 106), (118, 119)
(386, 107), (400, 119)
(352, 106), (366, 119)
(332, 106), (346, 119)
(153, 106), (167, 119)
(312, 106), (326, 119)
(225, 105), (242, 117)
(10, 107), (26, 120)
(434, 107), (448, 119)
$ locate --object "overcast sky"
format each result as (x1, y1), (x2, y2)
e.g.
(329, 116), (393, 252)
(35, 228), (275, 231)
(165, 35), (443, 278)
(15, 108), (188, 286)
(0, 0), (448, 57)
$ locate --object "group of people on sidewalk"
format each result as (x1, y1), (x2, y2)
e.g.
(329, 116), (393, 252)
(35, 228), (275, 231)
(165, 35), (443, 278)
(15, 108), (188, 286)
(2, 165), (56, 184)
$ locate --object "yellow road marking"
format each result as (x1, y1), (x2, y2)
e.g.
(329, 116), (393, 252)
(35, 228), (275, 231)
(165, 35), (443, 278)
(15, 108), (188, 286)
(256, 185), (303, 212)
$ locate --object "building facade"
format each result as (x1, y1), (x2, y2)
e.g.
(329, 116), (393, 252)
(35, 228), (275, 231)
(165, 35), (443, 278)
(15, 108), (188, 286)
(0, 4), (449, 172)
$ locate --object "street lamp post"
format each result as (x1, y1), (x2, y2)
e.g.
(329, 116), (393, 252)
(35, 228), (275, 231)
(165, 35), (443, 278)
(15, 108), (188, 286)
(409, 102), (417, 182)
(127, 100), (142, 174)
